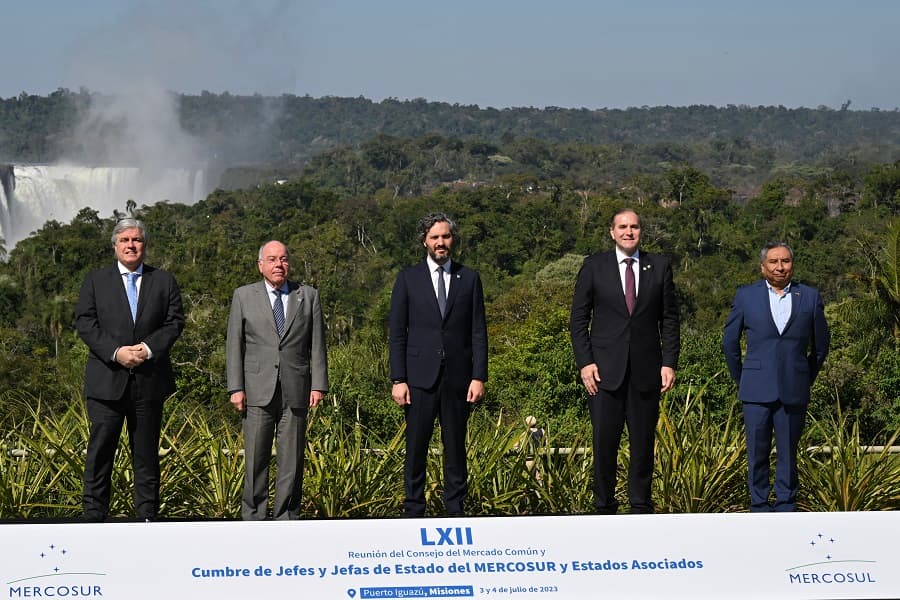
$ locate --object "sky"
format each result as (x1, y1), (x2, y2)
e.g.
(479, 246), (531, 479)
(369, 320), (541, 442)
(1, 0), (898, 110)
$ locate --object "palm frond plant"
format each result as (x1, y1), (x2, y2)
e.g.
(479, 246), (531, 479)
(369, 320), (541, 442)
(654, 377), (747, 513)
(0, 399), (85, 518)
(158, 405), (245, 518)
(799, 408), (900, 512)
(304, 409), (405, 518)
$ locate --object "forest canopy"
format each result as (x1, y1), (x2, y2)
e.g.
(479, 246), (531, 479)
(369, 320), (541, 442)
(1, 91), (899, 444)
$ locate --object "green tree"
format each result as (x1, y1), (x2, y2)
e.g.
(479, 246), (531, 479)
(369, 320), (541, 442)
(862, 161), (900, 210)
(832, 219), (900, 360)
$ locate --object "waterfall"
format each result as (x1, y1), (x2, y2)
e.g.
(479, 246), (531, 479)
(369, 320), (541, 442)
(0, 165), (13, 248)
(0, 165), (215, 248)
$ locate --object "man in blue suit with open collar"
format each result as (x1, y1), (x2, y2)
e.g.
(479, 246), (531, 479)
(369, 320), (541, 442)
(389, 212), (488, 517)
(723, 242), (830, 512)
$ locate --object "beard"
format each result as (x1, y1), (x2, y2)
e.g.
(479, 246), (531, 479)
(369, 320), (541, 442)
(428, 246), (450, 265)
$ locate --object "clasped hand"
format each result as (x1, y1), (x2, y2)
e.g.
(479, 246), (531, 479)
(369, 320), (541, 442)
(116, 344), (148, 369)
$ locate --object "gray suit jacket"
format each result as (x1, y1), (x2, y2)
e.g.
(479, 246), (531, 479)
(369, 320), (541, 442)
(226, 280), (328, 409)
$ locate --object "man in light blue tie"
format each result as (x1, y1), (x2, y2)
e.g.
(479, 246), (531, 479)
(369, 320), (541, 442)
(126, 272), (139, 321)
(723, 242), (830, 512)
(226, 240), (329, 520)
(74, 218), (184, 521)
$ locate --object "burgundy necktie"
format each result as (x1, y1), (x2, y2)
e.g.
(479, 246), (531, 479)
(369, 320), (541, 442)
(624, 258), (636, 315)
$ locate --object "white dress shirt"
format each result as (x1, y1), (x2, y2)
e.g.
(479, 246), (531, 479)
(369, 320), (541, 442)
(614, 248), (640, 297)
(426, 256), (452, 299)
(115, 261), (152, 359)
(767, 281), (793, 334)
(264, 281), (291, 315)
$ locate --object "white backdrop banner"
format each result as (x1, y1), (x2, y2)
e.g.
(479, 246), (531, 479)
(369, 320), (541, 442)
(2, 512), (898, 599)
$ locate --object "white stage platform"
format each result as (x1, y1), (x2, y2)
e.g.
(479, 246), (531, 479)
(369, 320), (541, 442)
(3, 511), (898, 599)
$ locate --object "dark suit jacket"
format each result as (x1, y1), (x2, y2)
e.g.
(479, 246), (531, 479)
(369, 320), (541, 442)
(722, 280), (829, 406)
(226, 280), (329, 410)
(389, 261), (488, 390)
(74, 263), (185, 402)
(569, 251), (680, 392)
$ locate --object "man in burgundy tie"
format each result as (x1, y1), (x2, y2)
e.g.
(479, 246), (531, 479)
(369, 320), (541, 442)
(569, 209), (680, 514)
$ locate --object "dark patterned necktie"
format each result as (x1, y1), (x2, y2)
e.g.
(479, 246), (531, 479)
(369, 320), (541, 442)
(436, 266), (447, 317)
(273, 289), (285, 336)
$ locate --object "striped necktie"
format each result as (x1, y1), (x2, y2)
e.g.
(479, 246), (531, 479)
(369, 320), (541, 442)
(273, 289), (285, 336)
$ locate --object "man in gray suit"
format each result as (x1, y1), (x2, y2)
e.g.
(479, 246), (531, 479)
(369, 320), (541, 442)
(226, 240), (329, 520)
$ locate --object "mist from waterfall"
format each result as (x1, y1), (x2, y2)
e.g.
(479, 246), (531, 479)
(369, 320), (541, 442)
(0, 1), (296, 250)
(0, 81), (221, 249)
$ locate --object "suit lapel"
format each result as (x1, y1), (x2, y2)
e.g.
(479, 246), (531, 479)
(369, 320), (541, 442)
(755, 280), (782, 335)
(135, 265), (152, 324)
(282, 281), (304, 336)
(604, 252), (629, 316)
(443, 262), (462, 319)
(417, 261), (442, 319)
(782, 284), (801, 334)
(106, 263), (131, 317)
(252, 281), (280, 337)
(108, 264), (136, 326)
(635, 253), (650, 314)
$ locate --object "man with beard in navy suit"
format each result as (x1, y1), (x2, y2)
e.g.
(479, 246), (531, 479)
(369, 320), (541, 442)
(389, 212), (488, 517)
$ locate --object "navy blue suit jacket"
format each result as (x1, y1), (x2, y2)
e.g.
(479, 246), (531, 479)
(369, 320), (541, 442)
(722, 280), (829, 406)
(389, 260), (488, 390)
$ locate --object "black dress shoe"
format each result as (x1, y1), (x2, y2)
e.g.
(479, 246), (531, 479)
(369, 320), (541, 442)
(592, 508), (617, 515)
(82, 514), (105, 523)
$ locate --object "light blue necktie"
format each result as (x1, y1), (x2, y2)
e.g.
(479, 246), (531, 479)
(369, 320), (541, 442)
(126, 272), (139, 322)
(273, 289), (285, 337)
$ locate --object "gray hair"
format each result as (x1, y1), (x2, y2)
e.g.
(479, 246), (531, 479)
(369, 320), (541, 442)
(760, 241), (794, 263)
(258, 240), (291, 262)
(110, 218), (147, 246)
(417, 212), (459, 245)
